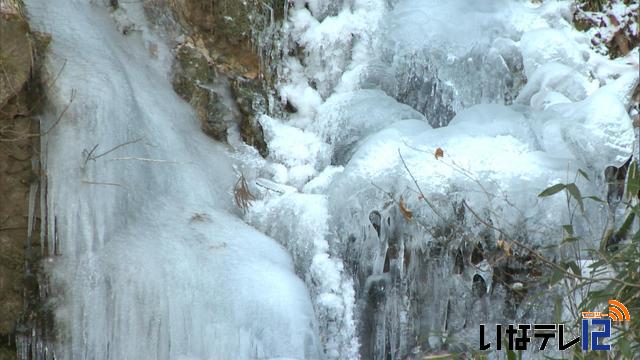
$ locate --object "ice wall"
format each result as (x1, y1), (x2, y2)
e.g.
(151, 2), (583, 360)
(24, 0), (321, 358)
(21, 0), (639, 358)
(241, 0), (639, 358)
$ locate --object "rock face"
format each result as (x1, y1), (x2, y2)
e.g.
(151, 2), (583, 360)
(0, 1), (49, 358)
(0, 1), (32, 108)
(172, 41), (232, 141)
(146, 0), (281, 157)
(231, 76), (270, 158)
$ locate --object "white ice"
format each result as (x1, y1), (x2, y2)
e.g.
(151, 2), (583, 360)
(240, 0), (639, 358)
(22, 0), (639, 357)
(25, 0), (321, 359)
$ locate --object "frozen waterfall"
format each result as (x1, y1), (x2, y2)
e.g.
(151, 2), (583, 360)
(244, 0), (638, 359)
(17, 0), (639, 359)
(24, 0), (321, 359)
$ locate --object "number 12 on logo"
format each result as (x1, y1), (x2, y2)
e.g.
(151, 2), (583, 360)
(582, 318), (611, 351)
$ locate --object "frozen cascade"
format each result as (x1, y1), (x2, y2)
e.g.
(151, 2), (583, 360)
(380, 0), (535, 127)
(24, 0), (322, 359)
(17, 0), (639, 358)
(241, 0), (639, 359)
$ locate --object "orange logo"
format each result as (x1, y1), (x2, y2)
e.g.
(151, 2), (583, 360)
(607, 300), (630, 322)
(581, 300), (630, 321)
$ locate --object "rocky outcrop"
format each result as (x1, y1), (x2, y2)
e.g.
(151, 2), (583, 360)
(145, 0), (283, 157)
(573, 0), (639, 58)
(231, 76), (269, 158)
(0, 1), (32, 108)
(0, 1), (49, 358)
(172, 40), (232, 141)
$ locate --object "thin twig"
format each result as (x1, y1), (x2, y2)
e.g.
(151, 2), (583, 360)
(255, 181), (284, 194)
(234, 173), (255, 213)
(399, 144), (639, 289)
(0, 226), (26, 232)
(42, 89), (76, 135)
(403, 140), (531, 226)
(371, 182), (394, 199)
(462, 200), (640, 288)
(25, 59), (68, 115)
(83, 137), (144, 166)
(82, 143), (100, 167)
(91, 137), (144, 159)
(81, 180), (127, 188)
(107, 157), (182, 164)
(371, 181), (437, 237)
(0, 88), (76, 142)
(398, 148), (447, 221)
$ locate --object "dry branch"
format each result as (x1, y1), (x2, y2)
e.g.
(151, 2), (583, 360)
(234, 173), (255, 213)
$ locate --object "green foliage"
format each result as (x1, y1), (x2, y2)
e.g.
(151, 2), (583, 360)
(626, 160), (640, 200)
(538, 167), (640, 358)
(565, 183), (584, 213)
(538, 178), (586, 214)
(538, 183), (566, 197)
(577, 241), (640, 358)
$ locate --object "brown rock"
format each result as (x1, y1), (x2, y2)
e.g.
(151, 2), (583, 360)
(0, 4), (49, 354)
(0, 10), (33, 108)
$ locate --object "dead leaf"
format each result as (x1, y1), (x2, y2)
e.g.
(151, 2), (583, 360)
(243, 70), (258, 79)
(496, 239), (512, 256)
(399, 196), (413, 221)
(435, 147), (444, 160)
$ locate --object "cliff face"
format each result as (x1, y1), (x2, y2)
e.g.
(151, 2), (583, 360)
(143, 0), (285, 157)
(0, 1), (49, 358)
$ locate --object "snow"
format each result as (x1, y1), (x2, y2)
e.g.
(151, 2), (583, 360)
(544, 73), (637, 170)
(387, 0), (530, 57)
(310, 89), (426, 164)
(25, 0), (321, 359)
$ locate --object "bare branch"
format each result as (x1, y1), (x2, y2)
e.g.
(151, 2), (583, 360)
(82, 137), (144, 166)
(81, 180), (127, 189)
(462, 200), (640, 289)
(255, 181), (284, 194)
(398, 148), (447, 221)
(107, 157), (183, 164)
(0, 88), (76, 142)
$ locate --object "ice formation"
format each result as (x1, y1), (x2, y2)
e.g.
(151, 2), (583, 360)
(21, 0), (639, 358)
(242, 0), (639, 358)
(25, 0), (321, 359)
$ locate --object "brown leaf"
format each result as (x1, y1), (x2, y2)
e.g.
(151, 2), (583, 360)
(434, 147), (444, 160)
(399, 196), (413, 221)
(496, 239), (512, 256)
